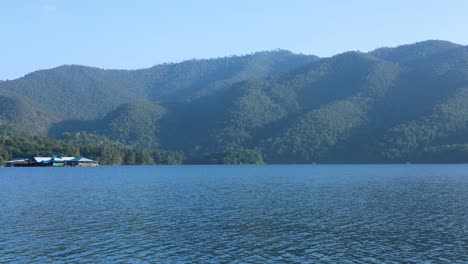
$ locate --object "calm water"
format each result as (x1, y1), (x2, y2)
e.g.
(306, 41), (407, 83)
(0, 165), (467, 263)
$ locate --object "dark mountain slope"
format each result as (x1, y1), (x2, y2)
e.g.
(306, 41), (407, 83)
(254, 54), (400, 163)
(0, 96), (53, 133)
(156, 52), (399, 155)
(324, 46), (468, 163)
(153, 42), (468, 163)
(379, 86), (468, 162)
(50, 101), (167, 148)
(98, 101), (166, 148)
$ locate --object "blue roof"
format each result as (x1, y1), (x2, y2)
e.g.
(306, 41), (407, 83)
(32, 156), (95, 162)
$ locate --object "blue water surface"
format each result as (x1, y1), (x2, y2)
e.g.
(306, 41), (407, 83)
(0, 165), (467, 263)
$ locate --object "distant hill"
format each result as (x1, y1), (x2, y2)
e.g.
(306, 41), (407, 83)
(0, 50), (317, 131)
(3, 41), (468, 164)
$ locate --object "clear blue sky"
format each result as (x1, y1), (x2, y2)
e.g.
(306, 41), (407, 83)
(1, 0), (467, 80)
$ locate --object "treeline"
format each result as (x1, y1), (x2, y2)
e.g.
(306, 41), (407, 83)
(0, 125), (266, 165)
(0, 124), (183, 165)
(188, 148), (264, 165)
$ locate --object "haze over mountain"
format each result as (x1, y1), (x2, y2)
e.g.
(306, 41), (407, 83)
(2, 40), (468, 164)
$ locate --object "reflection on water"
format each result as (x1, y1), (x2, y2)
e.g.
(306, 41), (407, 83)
(0, 165), (467, 263)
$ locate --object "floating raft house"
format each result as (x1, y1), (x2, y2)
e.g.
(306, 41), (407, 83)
(5, 155), (98, 167)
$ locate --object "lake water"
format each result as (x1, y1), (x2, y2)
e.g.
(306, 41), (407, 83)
(0, 165), (467, 263)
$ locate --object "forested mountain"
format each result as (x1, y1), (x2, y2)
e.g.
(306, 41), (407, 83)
(0, 50), (316, 132)
(2, 41), (468, 164)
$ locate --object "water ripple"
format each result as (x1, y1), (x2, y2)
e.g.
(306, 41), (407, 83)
(0, 165), (467, 263)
